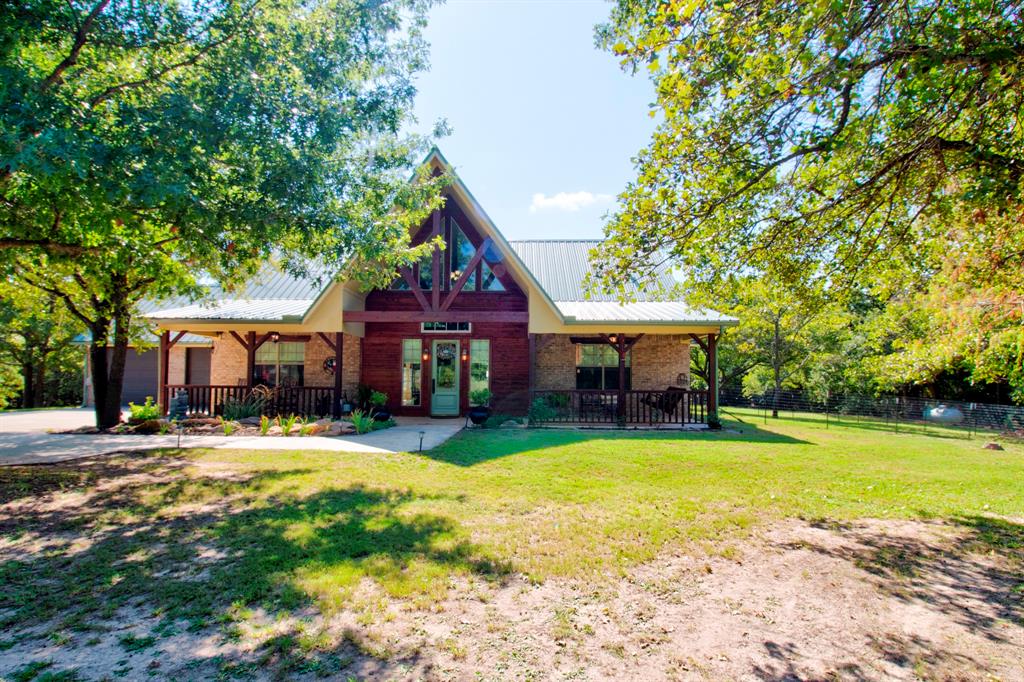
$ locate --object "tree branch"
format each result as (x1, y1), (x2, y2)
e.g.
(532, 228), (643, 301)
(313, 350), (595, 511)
(0, 238), (101, 256)
(40, 0), (111, 90)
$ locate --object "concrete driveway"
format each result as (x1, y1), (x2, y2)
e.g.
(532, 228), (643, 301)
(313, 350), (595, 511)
(0, 408), (463, 466)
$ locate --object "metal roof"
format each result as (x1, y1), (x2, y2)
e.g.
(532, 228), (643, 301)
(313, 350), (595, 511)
(556, 301), (737, 325)
(145, 261), (328, 322)
(508, 240), (676, 302)
(73, 331), (212, 346)
(146, 299), (314, 322)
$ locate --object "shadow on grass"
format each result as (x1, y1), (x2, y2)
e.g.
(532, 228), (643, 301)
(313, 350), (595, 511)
(780, 515), (1023, 645)
(0, 456), (506, 679)
(425, 419), (810, 466)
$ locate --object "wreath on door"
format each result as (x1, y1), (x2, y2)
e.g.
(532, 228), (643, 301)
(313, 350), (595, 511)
(322, 357), (336, 375)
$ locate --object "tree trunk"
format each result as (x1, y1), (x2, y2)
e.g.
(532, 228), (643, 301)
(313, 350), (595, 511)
(771, 317), (781, 418)
(34, 359), (46, 407)
(21, 362), (35, 408)
(102, 308), (132, 428)
(88, 328), (112, 428)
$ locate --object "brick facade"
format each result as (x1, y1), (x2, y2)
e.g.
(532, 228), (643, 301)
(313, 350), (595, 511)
(532, 334), (690, 391)
(208, 333), (360, 397)
(533, 334), (576, 390)
(631, 335), (691, 389)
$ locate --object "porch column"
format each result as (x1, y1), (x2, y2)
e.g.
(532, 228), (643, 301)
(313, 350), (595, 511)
(707, 332), (719, 424)
(333, 332), (344, 418)
(616, 332), (627, 422)
(245, 331), (256, 387)
(158, 330), (170, 414)
(527, 334), (536, 394)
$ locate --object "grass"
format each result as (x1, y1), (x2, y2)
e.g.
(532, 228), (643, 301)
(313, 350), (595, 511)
(1, 412), (1022, 676)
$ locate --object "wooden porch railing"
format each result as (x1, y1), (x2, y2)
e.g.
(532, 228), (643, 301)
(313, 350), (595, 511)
(529, 389), (707, 426)
(164, 385), (337, 419)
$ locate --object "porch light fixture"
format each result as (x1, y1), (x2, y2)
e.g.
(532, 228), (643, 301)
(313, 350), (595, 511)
(422, 349), (430, 362)
(608, 334), (617, 344)
(461, 346), (468, 362)
(270, 331), (280, 343)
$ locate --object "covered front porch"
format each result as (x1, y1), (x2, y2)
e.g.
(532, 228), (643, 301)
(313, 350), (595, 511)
(527, 331), (720, 427)
(158, 329), (354, 419)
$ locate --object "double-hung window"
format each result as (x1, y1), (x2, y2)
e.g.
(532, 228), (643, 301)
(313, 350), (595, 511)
(253, 342), (305, 387)
(575, 344), (630, 390)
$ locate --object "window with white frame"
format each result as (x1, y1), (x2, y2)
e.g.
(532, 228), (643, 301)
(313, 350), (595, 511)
(401, 339), (422, 406)
(421, 321), (471, 333)
(253, 342), (305, 387)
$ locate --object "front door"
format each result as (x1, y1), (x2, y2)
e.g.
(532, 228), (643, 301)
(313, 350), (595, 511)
(430, 340), (460, 416)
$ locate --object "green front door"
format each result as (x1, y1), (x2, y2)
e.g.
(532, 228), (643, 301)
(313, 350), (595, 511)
(430, 340), (460, 416)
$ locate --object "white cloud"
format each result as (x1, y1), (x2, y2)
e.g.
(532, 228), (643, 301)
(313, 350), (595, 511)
(529, 191), (613, 213)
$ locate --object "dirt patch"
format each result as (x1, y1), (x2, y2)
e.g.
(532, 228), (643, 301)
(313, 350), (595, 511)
(1, 456), (1021, 680)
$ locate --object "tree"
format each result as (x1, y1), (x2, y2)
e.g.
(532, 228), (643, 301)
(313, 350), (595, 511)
(0, 282), (81, 408)
(1, 0), (444, 426)
(691, 277), (849, 417)
(593, 0), (1024, 299)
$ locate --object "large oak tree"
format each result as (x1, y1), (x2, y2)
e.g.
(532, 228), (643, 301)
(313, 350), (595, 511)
(593, 0), (1023, 298)
(1, 0), (444, 426)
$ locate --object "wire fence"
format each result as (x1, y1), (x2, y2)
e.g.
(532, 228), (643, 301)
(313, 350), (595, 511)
(719, 388), (1024, 439)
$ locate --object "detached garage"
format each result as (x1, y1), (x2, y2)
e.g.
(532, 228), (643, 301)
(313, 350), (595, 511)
(82, 335), (212, 407)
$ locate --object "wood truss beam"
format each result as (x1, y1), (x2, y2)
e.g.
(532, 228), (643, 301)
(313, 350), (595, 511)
(441, 237), (492, 311)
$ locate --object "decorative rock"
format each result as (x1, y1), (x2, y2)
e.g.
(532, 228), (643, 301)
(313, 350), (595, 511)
(237, 416), (262, 426)
(499, 419), (526, 429)
(131, 419), (166, 434)
(983, 442), (1004, 451)
(305, 423), (329, 436)
(68, 425), (101, 434)
(266, 425), (283, 436)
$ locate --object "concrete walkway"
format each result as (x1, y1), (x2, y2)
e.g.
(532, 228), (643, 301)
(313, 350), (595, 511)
(0, 408), (463, 466)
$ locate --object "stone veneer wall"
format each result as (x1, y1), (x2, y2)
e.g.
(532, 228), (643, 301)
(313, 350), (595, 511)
(531, 334), (690, 391)
(208, 333), (361, 398)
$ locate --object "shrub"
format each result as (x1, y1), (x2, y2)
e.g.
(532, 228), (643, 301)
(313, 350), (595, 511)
(349, 409), (375, 435)
(356, 383), (374, 409)
(482, 413), (521, 429)
(220, 419), (238, 436)
(128, 397), (160, 423)
(222, 392), (266, 421)
(370, 390), (388, 408)
(470, 388), (492, 407)
(528, 397), (556, 424)
(279, 414), (299, 437)
(259, 415), (272, 436)
(370, 417), (396, 431)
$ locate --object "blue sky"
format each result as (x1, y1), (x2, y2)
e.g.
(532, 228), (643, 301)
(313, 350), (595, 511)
(411, 0), (656, 241)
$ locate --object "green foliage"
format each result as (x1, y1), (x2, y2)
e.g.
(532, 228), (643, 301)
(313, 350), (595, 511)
(469, 388), (492, 407)
(220, 420), (238, 437)
(279, 415), (299, 437)
(259, 415), (272, 437)
(348, 409), (375, 435)
(482, 414), (522, 429)
(222, 393), (266, 421)
(594, 0), (1024, 300)
(128, 397), (161, 424)
(528, 397), (557, 425)
(0, 283), (82, 408)
(1, 0), (447, 426)
(369, 390), (388, 408)
(370, 418), (397, 432)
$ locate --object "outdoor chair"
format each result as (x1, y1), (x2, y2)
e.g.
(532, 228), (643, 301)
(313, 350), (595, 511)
(639, 387), (687, 423)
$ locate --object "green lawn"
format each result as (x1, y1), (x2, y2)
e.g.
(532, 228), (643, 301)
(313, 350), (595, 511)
(1, 413), (1021, 677)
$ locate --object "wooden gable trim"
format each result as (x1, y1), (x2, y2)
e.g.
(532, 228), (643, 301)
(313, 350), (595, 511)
(399, 266), (431, 311)
(441, 237), (492, 311)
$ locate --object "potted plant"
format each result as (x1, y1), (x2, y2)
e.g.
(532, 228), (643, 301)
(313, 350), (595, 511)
(370, 390), (391, 422)
(468, 388), (493, 426)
